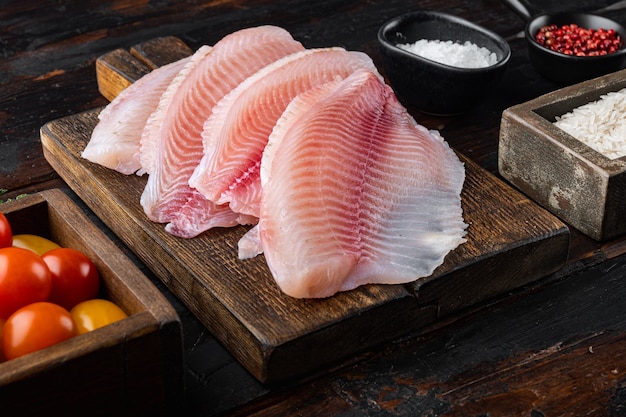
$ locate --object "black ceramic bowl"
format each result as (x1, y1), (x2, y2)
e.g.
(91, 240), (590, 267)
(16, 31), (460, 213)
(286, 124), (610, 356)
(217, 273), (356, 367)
(378, 10), (511, 115)
(525, 13), (626, 85)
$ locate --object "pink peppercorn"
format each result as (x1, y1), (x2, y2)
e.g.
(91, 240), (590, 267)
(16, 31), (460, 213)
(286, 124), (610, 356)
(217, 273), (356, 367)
(534, 23), (623, 56)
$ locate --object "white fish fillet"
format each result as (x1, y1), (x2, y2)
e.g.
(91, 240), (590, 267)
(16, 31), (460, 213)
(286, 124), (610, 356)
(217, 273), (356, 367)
(81, 56), (191, 175)
(241, 68), (467, 298)
(139, 26), (304, 237)
(189, 47), (380, 218)
(138, 46), (212, 176)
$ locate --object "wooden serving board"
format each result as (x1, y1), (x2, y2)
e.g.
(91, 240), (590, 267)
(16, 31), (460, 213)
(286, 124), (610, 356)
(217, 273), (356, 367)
(40, 37), (570, 383)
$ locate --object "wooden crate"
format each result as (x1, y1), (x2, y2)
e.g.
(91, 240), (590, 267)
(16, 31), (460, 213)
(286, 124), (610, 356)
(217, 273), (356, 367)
(499, 69), (626, 241)
(0, 189), (183, 417)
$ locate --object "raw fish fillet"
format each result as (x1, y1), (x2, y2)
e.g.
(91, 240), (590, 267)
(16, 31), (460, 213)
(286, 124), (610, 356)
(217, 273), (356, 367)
(139, 46), (212, 176)
(189, 47), (380, 218)
(139, 26), (305, 237)
(81, 56), (190, 175)
(242, 68), (467, 298)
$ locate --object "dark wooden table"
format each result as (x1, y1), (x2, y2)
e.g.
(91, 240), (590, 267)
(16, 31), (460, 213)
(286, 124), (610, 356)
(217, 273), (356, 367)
(4, 0), (626, 415)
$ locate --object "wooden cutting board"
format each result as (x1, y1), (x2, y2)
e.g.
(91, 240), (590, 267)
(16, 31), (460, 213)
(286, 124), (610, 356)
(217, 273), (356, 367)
(40, 37), (570, 383)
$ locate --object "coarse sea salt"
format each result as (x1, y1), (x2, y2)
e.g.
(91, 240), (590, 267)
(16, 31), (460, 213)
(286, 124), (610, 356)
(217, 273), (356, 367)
(554, 88), (626, 160)
(396, 39), (497, 68)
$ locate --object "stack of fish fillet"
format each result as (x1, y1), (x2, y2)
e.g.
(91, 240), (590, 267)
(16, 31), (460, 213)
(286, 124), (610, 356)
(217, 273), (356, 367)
(82, 25), (467, 299)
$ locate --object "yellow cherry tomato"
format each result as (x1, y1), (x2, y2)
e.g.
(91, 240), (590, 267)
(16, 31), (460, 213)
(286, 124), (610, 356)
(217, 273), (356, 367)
(12, 234), (61, 255)
(70, 299), (128, 335)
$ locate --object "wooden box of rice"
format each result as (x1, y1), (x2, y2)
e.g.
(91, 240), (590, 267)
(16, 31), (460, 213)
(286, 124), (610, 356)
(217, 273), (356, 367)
(499, 69), (626, 241)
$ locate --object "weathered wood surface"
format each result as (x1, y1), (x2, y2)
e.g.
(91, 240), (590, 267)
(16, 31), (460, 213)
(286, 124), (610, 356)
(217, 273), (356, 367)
(41, 36), (568, 383)
(226, 256), (626, 417)
(6, 0), (626, 415)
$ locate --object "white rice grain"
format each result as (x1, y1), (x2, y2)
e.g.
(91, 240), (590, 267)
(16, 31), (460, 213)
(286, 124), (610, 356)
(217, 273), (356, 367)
(554, 88), (626, 160)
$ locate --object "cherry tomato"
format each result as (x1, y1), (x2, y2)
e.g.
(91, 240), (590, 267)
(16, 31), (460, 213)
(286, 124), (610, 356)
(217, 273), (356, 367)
(0, 247), (52, 320)
(0, 212), (12, 249)
(41, 248), (100, 311)
(70, 299), (128, 334)
(12, 234), (61, 255)
(2, 302), (76, 360)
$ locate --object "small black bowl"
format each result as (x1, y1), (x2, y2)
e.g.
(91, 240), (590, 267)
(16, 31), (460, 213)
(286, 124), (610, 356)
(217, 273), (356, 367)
(378, 10), (511, 115)
(525, 13), (626, 85)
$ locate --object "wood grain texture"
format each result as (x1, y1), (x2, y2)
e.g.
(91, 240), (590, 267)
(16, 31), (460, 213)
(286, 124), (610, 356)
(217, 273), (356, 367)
(39, 36), (570, 382)
(95, 36), (195, 101)
(130, 36), (194, 69)
(226, 255), (626, 416)
(96, 49), (152, 101)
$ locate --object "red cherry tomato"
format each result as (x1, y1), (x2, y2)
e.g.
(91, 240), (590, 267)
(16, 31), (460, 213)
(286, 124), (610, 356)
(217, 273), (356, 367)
(41, 248), (100, 311)
(0, 212), (12, 249)
(2, 302), (76, 360)
(0, 247), (52, 320)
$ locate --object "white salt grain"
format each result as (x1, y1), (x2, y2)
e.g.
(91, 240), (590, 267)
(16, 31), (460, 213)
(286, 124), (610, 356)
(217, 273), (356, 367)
(554, 88), (626, 160)
(396, 39), (497, 68)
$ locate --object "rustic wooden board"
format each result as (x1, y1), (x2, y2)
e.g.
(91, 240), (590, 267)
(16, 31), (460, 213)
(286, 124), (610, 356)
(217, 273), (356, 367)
(95, 36), (193, 101)
(40, 37), (571, 383)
